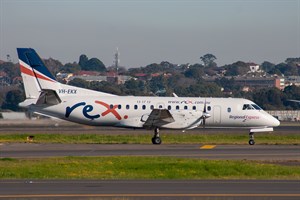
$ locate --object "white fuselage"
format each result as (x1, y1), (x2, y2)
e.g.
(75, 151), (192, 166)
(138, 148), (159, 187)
(32, 95), (280, 130)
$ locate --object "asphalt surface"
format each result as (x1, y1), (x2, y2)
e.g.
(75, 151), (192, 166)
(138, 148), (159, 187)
(0, 180), (299, 200)
(0, 143), (300, 162)
(0, 120), (299, 199)
(0, 119), (298, 135)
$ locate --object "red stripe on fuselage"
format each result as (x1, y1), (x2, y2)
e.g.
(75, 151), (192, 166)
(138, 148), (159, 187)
(20, 64), (55, 82)
(95, 100), (122, 120)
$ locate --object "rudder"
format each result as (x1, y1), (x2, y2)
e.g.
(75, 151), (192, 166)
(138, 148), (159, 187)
(17, 48), (59, 99)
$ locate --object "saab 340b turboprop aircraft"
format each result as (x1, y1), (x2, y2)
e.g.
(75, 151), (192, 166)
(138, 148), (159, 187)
(17, 48), (280, 145)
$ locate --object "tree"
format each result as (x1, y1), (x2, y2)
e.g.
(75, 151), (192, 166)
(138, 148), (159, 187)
(187, 82), (222, 97)
(85, 58), (106, 71)
(79, 55), (88, 67)
(89, 81), (122, 95)
(0, 62), (20, 80)
(200, 54), (217, 67)
(285, 57), (300, 64)
(149, 76), (167, 96)
(43, 58), (63, 76)
(61, 62), (81, 73)
(68, 78), (89, 88)
(261, 61), (275, 73)
(225, 61), (249, 76)
(215, 77), (239, 92)
(283, 85), (300, 109)
(1, 90), (25, 111)
(78, 54), (106, 72)
(184, 65), (204, 80)
(252, 88), (284, 110)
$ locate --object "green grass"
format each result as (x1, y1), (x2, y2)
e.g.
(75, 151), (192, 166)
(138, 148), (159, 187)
(0, 156), (299, 180)
(0, 133), (299, 145)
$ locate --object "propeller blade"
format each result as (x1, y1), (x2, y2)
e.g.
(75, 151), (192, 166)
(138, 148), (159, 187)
(202, 99), (207, 128)
(202, 98), (211, 128)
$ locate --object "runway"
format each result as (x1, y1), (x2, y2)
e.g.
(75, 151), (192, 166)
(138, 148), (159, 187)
(0, 121), (299, 199)
(1, 143), (299, 162)
(0, 119), (299, 135)
(0, 180), (299, 200)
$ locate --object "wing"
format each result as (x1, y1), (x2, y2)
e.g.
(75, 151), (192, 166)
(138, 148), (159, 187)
(143, 109), (175, 128)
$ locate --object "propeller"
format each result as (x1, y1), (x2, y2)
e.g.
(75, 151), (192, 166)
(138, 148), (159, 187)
(201, 99), (211, 128)
(183, 98), (211, 131)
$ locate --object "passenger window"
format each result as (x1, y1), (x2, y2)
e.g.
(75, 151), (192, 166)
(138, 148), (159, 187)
(159, 105), (163, 109)
(110, 104), (114, 109)
(184, 106), (188, 110)
(168, 105), (171, 110)
(118, 105), (122, 109)
(134, 105), (138, 110)
(207, 106), (211, 111)
(142, 105), (146, 110)
(176, 105), (180, 110)
(227, 107), (231, 113)
(150, 105), (154, 110)
(126, 105), (130, 109)
(192, 106), (196, 110)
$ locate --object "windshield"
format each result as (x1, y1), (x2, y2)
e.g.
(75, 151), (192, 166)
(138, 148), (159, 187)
(251, 104), (262, 110)
(243, 104), (262, 110)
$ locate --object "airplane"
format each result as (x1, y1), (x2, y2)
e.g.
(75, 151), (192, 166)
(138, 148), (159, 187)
(17, 48), (280, 145)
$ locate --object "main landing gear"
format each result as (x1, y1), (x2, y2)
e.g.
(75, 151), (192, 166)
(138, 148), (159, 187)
(249, 132), (255, 145)
(152, 127), (162, 145)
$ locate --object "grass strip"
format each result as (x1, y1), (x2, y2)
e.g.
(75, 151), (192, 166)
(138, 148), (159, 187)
(0, 133), (299, 145)
(0, 156), (299, 180)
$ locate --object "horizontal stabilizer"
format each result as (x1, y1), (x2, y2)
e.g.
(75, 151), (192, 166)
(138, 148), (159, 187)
(36, 89), (61, 105)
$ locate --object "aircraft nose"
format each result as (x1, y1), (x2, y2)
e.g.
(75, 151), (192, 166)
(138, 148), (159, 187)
(270, 116), (280, 127)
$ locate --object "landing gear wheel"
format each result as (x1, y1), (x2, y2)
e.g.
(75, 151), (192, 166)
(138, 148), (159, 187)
(151, 127), (162, 145)
(248, 132), (255, 145)
(152, 137), (162, 145)
(249, 139), (255, 145)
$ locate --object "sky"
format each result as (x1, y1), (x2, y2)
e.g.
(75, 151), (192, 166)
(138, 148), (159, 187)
(0, 0), (299, 68)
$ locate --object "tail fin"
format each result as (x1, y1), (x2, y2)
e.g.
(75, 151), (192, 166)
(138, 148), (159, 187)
(17, 48), (116, 105)
(17, 48), (59, 99)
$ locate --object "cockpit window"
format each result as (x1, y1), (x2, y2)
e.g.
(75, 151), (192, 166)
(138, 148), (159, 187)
(243, 104), (262, 110)
(251, 104), (262, 110)
(243, 104), (254, 110)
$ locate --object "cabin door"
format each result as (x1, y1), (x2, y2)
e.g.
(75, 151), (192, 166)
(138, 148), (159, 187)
(213, 105), (221, 124)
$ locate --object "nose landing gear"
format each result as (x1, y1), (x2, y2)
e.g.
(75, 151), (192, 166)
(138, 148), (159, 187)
(249, 132), (255, 145)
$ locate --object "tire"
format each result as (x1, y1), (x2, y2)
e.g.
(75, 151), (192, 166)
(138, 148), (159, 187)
(152, 137), (162, 145)
(249, 139), (255, 145)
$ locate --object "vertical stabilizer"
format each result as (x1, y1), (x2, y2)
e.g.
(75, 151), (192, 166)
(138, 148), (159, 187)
(17, 48), (59, 99)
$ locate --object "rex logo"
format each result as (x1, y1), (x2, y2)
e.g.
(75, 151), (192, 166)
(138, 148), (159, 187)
(65, 101), (125, 120)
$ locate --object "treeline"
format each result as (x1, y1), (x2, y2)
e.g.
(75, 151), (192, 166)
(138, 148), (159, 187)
(67, 75), (300, 110)
(0, 53), (300, 112)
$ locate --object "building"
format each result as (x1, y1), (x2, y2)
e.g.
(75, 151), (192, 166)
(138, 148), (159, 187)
(248, 63), (260, 73)
(203, 76), (285, 90)
(285, 76), (300, 87)
(234, 76), (284, 90)
(68, 75), (107, 83)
